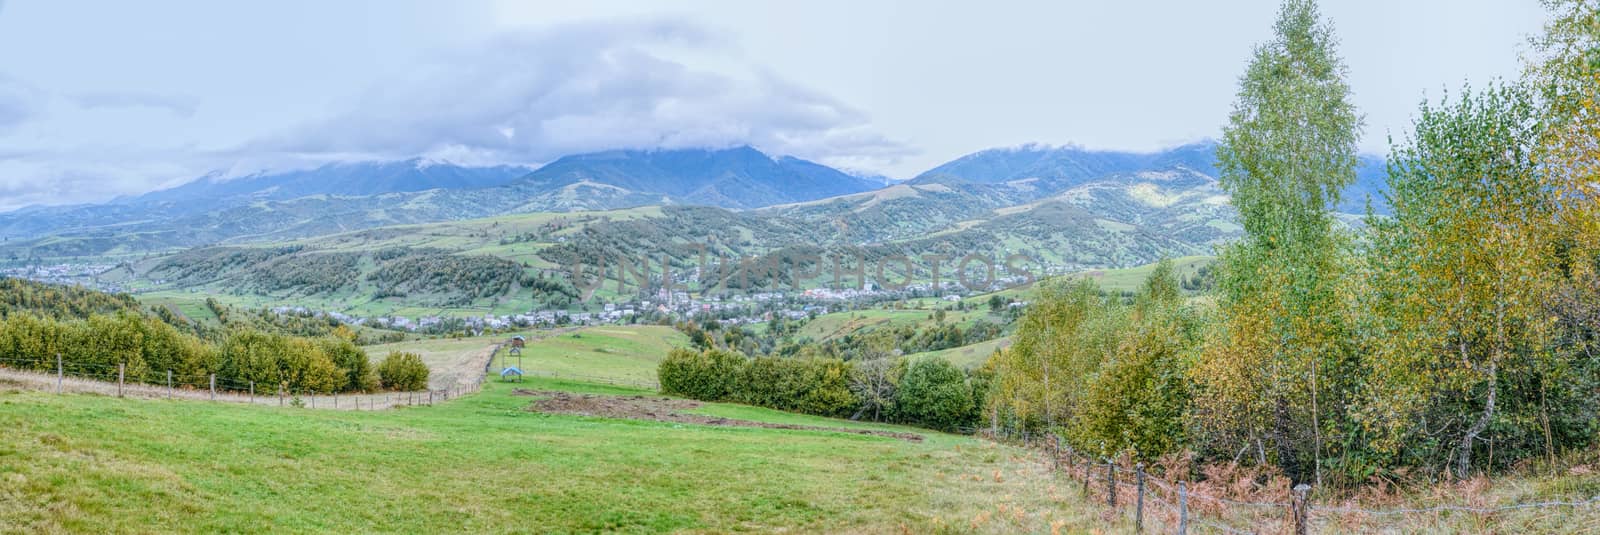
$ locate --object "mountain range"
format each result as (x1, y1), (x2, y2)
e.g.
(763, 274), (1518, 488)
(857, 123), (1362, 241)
(521, 146), (884, 209)
(128, 159), (532, 204)
(0, 142), (1388, 262)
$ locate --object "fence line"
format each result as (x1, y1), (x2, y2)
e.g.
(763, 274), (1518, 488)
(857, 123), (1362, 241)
(0, 337), (655, 412)
(1027, 433), (1600, 533)
(0, 352), (490, 411)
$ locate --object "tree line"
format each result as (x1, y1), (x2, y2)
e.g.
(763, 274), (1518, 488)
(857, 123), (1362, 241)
(0, 278), (428, 394)
(658, 347), (986, 432)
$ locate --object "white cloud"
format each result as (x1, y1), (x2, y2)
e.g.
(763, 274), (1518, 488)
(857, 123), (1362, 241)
(70, 91), (199, 117)
(0, 17), (909, 211)
(248, 17), (913, 169)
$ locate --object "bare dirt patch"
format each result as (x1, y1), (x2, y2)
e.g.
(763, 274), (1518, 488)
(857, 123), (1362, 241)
(514, 389), (923, 442)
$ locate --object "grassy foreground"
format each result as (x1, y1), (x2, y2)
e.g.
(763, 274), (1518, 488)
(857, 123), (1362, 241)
(0, 376), (1102, 534)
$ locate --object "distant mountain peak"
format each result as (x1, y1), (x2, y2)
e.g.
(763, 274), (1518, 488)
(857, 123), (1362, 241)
(518, 146), (880, 209)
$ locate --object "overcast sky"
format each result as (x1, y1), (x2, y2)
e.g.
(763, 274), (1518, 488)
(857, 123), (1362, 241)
(0, 0), (1550, 210)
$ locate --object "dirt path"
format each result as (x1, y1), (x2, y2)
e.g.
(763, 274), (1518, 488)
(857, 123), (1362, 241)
(514, 389), (924, 442)
(429, 342), (500, 391)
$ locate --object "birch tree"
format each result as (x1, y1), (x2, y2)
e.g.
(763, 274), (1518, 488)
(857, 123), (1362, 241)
(1193, 0), (1362, 485)
(1361, 84), (1556, 478)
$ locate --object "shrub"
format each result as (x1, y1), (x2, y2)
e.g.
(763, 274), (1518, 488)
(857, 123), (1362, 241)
(735, 356), (858, 418)
(659, 347), (744, 401)
(788, 357), (858, 418)
(895, 357), (977, 432)
(378, 352), (429, 391)
(284, 337), (344, 394)
(320, 337), (378, 392)
(220, 329), (292, 389)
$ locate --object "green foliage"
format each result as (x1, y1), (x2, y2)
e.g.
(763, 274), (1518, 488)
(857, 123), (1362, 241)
(150, 246), (301, 287)
(988, 258), (1196, 460)
(1359, 83), (1574, 477)
(1070, 260), (1196, 460)
(657, 347), (746, 402)
(981, 1), (1600, 484)
(367, 252), (524, 305)
(658, 345), (995, 430)
(1196, 0), (1364, 484)
(377, 352), (430, 392)
(248, 252), (362, 295)
(0, 307), (369, 395)
(735, 356), (858, 418)
(893, 357), (977, 432)
(218, 329), (347, 394)
(0, 278), (144, 320)
(321, 337), (379, 392)
(990, 278), (1122, 430)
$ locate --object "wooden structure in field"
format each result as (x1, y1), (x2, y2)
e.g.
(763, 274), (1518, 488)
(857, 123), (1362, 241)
(500, 336), (525, 382)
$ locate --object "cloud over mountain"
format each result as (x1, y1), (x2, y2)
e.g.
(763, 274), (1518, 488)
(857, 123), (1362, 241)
(250, 18), (911, 170)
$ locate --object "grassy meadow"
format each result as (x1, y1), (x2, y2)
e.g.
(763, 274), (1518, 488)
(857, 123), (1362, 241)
(489, 326), (686, 386)
(0, 375), (1104, 534)
(907, 336), (1012, 370)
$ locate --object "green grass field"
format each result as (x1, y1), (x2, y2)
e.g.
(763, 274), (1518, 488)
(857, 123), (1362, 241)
(0, 376), (1103, 534)
(360, 325), (687, 388)
(908, 336), (1012, 369)
(961, 255), (1215, 307)
(796, 308), (997, 343)
(492, 326), (687, 386)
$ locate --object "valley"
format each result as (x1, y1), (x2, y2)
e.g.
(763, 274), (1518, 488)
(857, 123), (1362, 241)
(4, 142), (1291, 328)
(4, 1), (1595, 531)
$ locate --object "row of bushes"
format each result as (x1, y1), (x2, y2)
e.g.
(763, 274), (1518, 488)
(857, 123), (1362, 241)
(0, 311), (429, 393)
(658, 347), (983, 432)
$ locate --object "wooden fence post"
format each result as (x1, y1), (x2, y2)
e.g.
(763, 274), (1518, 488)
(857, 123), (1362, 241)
(1178, 481), (1188, 535)
(278, 383), (285, 406)
(250, 381), (255, 404)
(166, 370), (172, 399)
(117, 363), (125, 397)
(55, 354), (62, 393)
(1106, 461), (1116, 509)
(428, 390), (433, 405)
(1293, 483), (1311, 535)
(1052, 434), (1061, 471)
(1082, 454), (1091, 496)
(1135, 463), (1145, 533)
(333, 393), (338, 409)
(208, 374), (215, 401)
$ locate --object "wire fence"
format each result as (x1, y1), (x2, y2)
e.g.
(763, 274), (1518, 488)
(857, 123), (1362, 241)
(1016, 433), (1600, 534)
(0, 337), (661, 412)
